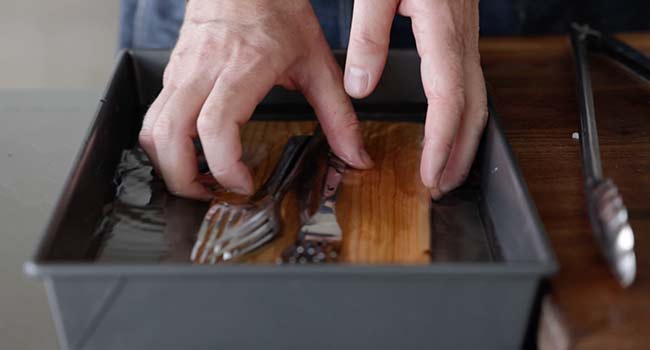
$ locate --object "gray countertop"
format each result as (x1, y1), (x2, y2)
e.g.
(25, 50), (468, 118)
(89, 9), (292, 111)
(0, 89), (101, 349)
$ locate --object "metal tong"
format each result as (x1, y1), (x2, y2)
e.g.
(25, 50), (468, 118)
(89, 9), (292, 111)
(570, 23), (639, 287)
(281, 151), (346, 264)
(192, 131), (322, 263)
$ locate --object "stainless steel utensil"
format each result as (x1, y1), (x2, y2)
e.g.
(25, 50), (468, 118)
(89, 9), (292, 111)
(570, 23), (637, 287)
(191, 134), (312, 263)
(281, 151), (346, 264)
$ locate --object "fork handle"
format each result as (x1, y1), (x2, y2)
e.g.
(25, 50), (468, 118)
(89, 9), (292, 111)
(266, 129), (326, 201)
(318, 152), (346, 211)
(252, 135), (310, 201)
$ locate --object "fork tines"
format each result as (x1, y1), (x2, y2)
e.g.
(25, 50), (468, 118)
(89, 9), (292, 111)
(191, 203), (246, 263)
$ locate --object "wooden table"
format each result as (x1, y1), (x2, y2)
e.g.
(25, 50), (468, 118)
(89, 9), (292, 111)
(480, 35), (650, 350)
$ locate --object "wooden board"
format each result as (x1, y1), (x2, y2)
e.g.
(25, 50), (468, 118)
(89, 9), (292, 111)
(206, 120), (431, 264)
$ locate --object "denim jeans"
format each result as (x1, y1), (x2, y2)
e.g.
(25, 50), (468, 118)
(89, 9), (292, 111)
(119, 0), (416, 50)
(119, 0), (650, 50)
(119, 0), (185, 49)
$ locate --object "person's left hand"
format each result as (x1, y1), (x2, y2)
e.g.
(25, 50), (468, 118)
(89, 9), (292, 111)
(343, 0), (487, 199)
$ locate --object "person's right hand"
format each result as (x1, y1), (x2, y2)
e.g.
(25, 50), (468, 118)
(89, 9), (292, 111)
(139, 0), (373, 200)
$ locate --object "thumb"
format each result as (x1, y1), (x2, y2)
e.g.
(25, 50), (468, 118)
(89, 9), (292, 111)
(344, 0), (398, 98)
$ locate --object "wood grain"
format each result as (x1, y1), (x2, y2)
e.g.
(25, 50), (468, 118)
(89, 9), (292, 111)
(207, 121), (431, 264)
(480, 34), (650, 350)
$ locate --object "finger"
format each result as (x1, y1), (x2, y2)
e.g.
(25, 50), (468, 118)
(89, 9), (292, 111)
(439, 5), (487, 194)
(139, 87), (174, 170)
(153, 83), (214, 200)
(198, 67), (276, 195)
(406, 4), (466, 197)
(438, 60), (487, 193)
(344, 0), (398, 98)
(299, 52), (373, 169)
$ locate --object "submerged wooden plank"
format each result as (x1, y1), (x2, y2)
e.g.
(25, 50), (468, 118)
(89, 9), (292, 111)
(208, 120), (431, 264)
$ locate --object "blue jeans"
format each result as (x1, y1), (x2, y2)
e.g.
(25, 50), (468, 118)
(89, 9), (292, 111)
(119, 0), (650, 50)
(119, 0), (185, 49)
(119, 0), (418, 50)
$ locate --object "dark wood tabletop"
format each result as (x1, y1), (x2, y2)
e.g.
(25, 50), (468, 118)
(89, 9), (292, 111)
(480, 35), (650, 350)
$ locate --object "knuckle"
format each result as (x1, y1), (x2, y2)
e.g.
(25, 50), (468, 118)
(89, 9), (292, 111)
(423, 64), (464, 100)
(138, 129), (154, 148)
(152, 118), (173, 144)
(164, 67), (205, 91)
(340, 112), (361, 131)
(210, 164), (231, 178)
(232, 45), (281, 79)
(214, 72), (241, 90)
(175, 29), (220, 61)
(196, 114), (224, 139)
(177, 78), (204, 93)
(162, 73), (180, 90)
(166, 38), (221, 90)
(195, 36), (219, 59)
(350, 30), (388, 52)
(235, 43), (271, 64)
(426, 86), (466, 118)
(169, 48), (185, 64)
(426, 83), (464, 102)
(326, 111), (361, 135)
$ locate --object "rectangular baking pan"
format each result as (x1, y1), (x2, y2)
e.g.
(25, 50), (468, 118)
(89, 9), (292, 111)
(25, 50), (557, 350)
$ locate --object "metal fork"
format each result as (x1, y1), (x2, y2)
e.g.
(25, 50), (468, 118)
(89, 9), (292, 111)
(191, 134), (315, 263)
(281, 151), (347, 264)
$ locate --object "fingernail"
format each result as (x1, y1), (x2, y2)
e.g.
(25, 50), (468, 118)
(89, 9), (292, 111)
(231, 185), (253, 196)
(420, 139), (436, 188)
(438, 172), (453, 194)
(358, 148), (374, 168)
(440, 176), (461, 195)
(440, 168), (470, 194)
(200, 193), (215, 202)
(345, 66), (369, 97)
(429, 187), (444, 201)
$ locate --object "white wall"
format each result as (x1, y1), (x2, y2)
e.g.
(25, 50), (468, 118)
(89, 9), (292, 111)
(0, 0), (119, 89)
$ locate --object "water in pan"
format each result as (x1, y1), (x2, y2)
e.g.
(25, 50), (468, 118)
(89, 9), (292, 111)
(94, 148), (206, 262)
(429, 172), (502, 262)
(94, 145), (501, 263)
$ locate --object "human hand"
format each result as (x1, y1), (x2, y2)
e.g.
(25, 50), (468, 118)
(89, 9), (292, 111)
(344, 0), (487, 199)
(139, 0), (373, 200)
